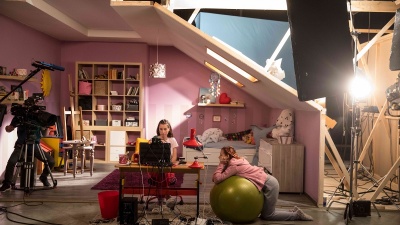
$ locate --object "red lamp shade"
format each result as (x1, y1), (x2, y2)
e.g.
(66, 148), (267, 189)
(183, 128), (203, 148)
(189, 159), (203, 168)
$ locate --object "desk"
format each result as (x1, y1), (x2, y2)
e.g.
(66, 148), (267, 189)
(116, 163), (204, 217)
(62, 140), (95, 178)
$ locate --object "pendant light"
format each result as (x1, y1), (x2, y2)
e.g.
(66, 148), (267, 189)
(149, 29), (166, 78)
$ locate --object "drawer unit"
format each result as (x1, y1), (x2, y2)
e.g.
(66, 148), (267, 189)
(258, 138), (304, 193)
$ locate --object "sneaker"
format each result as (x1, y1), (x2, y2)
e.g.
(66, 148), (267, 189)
(39, 175), (51, 187)
(0, 183), (11, 192)
(289, 206), (300, 212)
(296, 208), (314, 221)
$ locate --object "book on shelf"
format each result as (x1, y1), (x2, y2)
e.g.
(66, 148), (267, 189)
(126, 86), (133, 95)
(78, 69), (89, 79)
(134, 87), (139, 95)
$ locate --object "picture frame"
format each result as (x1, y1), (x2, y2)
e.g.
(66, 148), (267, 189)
(213, 115), (221, 122)
(11, 85), (23, 101)
(199, 87), (216, 104)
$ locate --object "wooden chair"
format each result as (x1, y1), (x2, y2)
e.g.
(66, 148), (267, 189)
(61, 106), (95, 177)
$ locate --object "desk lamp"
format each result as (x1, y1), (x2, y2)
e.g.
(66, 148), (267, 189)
(183, 128), (203, 168)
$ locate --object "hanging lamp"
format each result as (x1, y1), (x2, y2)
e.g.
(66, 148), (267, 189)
(149, 29), (166, 78)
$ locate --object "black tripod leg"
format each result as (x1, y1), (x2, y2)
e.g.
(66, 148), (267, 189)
(11, 144), (25, 189)
(35, 143), (57, 188)
(23, 143), (35, 194)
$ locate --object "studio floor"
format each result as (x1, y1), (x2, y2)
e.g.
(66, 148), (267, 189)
(0, 161), (399, 225)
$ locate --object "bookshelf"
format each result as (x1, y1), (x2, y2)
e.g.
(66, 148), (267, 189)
(75, 62), (144, 162)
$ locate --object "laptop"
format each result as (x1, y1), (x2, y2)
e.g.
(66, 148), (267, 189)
(139, 142), (171, 167)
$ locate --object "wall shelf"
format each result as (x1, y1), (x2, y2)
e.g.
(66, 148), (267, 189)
(197, 103), (245, 108)
(0, 75), (37, 82)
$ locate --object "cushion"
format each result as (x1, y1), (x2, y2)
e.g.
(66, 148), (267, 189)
(251, 125), (275, 150)
(272, 109), (295, 139)
(223, 129), (251, 141)
(199, 128), (223, 145)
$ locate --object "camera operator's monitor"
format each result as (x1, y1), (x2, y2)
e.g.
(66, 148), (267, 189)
(139, 142), (171, 166)
(0, 104), (6, 127)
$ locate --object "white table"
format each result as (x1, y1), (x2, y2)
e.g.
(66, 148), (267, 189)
(62, 140), (95, 178)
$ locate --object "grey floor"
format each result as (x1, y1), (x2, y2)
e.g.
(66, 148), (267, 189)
(0, 162), (399, 225)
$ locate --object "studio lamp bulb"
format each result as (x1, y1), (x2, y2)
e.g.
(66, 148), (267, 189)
(349, 76), (372, 100)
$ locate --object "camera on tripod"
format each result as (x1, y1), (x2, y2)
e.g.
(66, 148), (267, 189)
(10, 93), (57, 128)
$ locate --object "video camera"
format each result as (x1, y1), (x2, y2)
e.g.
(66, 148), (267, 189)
(10, 93), (57, 128)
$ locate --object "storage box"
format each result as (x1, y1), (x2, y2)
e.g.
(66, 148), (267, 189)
(79, 120), (90, 126)
(94, 81), (107, 95)
(112, 120), (122, 126)
(125, 119), (139, 127)
(97, 105), (106, 110)
(111, 105), (122, 111)
(126, 104), (138, 111)
(94, 119), (108, 126)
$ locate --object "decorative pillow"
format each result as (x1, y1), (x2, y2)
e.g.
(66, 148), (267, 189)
(223, 129), (251, 141)
(199, 128), (223, 145)
(272, 109), (294, 139)
(251, 125), (275, 150)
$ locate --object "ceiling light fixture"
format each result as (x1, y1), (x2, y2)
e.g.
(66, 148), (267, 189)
(204, 61), (244, 87)
(207, 48), (258, 82)
(149, 29), (166, 78)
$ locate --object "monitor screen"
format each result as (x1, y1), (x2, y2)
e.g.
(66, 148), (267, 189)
(139, 142), (171, 166)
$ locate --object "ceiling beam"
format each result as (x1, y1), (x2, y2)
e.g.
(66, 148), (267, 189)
(172, 0), (399, 13)
(355, 28), (393, 34)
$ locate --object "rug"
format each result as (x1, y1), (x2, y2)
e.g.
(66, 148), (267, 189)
(91, 169), (184, 190)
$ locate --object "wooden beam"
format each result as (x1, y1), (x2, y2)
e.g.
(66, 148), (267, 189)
(350, 1), (400, 13)
(355, 29), (393, 34)
(188, 8), (200, 24)
(356, 16), (395, 62)
(172, 0), (400, 12)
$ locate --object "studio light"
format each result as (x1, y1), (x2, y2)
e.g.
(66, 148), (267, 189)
(348, 69), (372, 100)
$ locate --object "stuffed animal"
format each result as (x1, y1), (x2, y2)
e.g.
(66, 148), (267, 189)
(271, 109), (294, 140)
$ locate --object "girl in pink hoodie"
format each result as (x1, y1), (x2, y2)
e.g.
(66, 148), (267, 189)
(212, 146), (313, 221)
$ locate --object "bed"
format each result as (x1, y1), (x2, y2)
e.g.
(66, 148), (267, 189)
(182, 126), (275, 166)
(182, 140), (256, 165)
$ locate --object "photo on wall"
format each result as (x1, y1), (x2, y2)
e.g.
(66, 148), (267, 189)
(198, 87), (216, 104)
(10, 85), (23, 101)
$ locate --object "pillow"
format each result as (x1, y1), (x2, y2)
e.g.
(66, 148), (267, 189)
(251, 125), (275, 150)
(223, 129), (251, 141)
(199, 128), (223, 145)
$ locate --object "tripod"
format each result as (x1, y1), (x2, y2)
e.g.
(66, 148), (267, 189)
(11, 134), (57, 194)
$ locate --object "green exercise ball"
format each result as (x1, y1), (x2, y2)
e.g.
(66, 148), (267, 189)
(210, 176), (264, 223)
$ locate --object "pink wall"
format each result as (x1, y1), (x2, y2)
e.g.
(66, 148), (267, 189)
(0, 15), (61, 178)
(146, 47), (272, 154)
